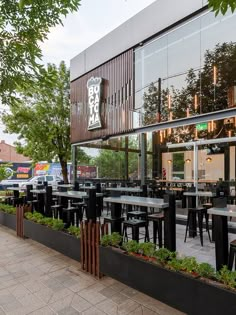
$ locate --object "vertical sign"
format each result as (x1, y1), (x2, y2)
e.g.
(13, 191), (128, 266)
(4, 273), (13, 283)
(87, 77), (103, 130)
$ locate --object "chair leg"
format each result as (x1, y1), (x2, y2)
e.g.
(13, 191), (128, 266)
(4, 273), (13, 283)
(205, 212), (212, 242)
(197, 211), (203, 247)
(184, 213), (190, 243)
(157, 220), (163, 248)
(228, 247), (234, 271)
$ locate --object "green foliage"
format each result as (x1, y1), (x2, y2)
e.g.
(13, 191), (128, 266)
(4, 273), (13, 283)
(0, 204), (16, 214)
(154, 248), (175, 264)
(0, 0), (81, 106)
(24, 211), (65, 231)
(2, 62), (90, 183)
(197, 262), (216, 279)
(216, 265), (236, 288)
(139, 242), (156, 257)
(167, 257), (184, 271)
(208, 0), (236, 15)
(51, 219), (64, 231)
(67, 225), (81, 238)
(100, 232), (122, 247)
(122, 240), (139, 253)
(93, 137), (139, 179)
(180, 256), (199, 273)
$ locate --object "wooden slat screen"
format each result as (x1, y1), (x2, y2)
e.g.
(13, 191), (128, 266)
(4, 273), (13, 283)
(70, 49), (134, 143)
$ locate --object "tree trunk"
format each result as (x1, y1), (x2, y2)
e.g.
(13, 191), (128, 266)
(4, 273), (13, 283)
(60, 159), (68, 183)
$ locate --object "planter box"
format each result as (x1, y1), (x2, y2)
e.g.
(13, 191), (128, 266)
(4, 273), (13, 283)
(24, 219), (80, 261)
(0, 211), (16, 230)
(100, 246), (236, 315)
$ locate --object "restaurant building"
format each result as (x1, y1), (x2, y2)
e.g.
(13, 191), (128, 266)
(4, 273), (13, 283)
(70, 0), (236, 188)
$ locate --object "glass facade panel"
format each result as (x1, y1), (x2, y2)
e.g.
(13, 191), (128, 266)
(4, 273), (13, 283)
(135, 9), (236, 126)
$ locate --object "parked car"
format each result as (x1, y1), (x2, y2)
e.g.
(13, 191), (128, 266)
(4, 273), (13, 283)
(18, 175), (63, 189)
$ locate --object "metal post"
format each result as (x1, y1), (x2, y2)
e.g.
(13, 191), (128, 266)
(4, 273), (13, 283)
(140, 133), (147, 186)
(72, 145), (77, 184)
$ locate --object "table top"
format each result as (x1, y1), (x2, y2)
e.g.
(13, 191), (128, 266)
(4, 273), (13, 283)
(57, 184), (73, 188)
(104, 195), (169, 209)
(6, 187), (25, 191)
(30, 189), (46, 194)
(53, 191), (103, 199)
(183, 191), (216, 197)
(79, 186), (96, 189)
(106, 187), (143, 193)
(106, 187), (152, 193)
(208, 205), (236, 218)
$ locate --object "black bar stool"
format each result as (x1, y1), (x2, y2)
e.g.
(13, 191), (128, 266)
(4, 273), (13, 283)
(122, 219), (149, 243)
(148, 213), (164, 248)
(184, 207), (211, 246)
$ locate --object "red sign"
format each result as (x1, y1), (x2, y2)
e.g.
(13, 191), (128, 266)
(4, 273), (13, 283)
(77, 166), (97, 178)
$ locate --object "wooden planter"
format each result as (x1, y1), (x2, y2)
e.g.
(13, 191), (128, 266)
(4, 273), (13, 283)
(24, 219), (81, 262)
(100, 246), (236, 315)
(0, 211), (16, 230)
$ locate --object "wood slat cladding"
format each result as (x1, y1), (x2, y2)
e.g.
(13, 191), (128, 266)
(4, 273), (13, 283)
(70, 49), (134, 144)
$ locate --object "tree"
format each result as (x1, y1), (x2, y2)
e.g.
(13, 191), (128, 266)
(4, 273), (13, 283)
(208, 0), (236, 15)
(2, 61), (89, 183)
(0, 0), (81, 106)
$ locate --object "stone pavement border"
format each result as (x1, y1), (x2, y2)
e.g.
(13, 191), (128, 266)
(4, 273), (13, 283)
(0, 225), (185, 315)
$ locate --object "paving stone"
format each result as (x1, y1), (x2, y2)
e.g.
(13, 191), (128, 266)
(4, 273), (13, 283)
(57, 306), (81, 315)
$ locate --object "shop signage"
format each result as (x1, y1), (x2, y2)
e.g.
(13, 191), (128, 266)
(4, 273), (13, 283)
(87, 77), (103, 130)
(196, 122), (208, 131)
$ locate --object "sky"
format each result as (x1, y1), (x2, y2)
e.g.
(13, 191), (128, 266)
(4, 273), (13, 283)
(0, 0), (156, 145)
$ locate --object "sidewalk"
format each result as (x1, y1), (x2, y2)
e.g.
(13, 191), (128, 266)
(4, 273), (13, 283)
(0, 226), (184, 315)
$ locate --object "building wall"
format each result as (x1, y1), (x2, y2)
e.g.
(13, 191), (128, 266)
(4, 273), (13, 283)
(70, 0), (207, 81)
(0, 140), (29, 162)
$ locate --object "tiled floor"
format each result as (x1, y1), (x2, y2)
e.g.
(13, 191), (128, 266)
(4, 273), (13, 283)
(0, 226), (185, 315)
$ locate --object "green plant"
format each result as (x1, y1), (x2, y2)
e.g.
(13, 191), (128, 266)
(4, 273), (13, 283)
(216, 265), (236, 289)
(52, 219), (64, 231)
(154, 248), (175, 264)
(139, 242), (156, 257)
(181, 256), (199, 273)
(24, 212), (33, 220)
(110, 232), (123, 247)
(100, 233), (123, 247)
(122, 240), (139, 254)
(67, 225), (81, 237)
(167, 257), (184, 271)
(0, 204), (16, 215)
(197, 262), (216, 279)
(100, 234), (111, 247)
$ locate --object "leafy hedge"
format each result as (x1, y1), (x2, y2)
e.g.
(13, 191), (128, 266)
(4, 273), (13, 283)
(0, 203), (16, 214)
(24, 211), (81, 237)
(101, 233), (236, 291)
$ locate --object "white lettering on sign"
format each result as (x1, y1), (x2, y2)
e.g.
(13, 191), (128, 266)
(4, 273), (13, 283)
(87, 77), (103, 130)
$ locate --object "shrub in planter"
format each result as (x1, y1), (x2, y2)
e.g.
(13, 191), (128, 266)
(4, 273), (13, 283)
(0, 204), (16, 215)
(139, 242), (156, 258)
(197, 262), (216, 279)
(122, 240), (139, 253)
(67, 225), (81, 238)
(100, 232), (122, 247)
(216, 265), (236, 289)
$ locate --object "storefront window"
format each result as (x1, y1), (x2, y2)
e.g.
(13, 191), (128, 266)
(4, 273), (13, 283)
(135, 9), (236, 126)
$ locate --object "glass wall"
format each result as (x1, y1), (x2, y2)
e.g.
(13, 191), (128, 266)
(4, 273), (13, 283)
(134, 9), (236, 127)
